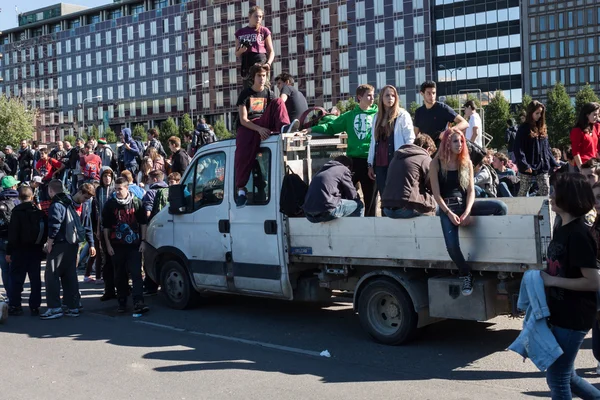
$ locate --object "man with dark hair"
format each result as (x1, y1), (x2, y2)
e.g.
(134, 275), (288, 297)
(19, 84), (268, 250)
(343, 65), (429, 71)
(303, 155), (364, 223)
(464, 100), (482, 147)
(3, 146), (18, 177)
(142, 170), (167, 219)
(102, 177), (149, 314)
(146, 128), (166, 158)
(382, 134), (437, 219)
(505, 119), (518, 162)
(17, 140), (35, 182)
(168, 136), (191, 175)
(414, 80), (468, 145)
(275, 72), (308, 122)
(304, 84), (378, 216)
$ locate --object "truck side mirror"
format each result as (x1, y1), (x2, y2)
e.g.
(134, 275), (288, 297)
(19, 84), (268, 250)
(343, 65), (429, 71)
(168, 184), (188, 214)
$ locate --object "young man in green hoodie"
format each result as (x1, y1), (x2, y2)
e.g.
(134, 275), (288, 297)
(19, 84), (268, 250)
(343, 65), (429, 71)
(304, 84), (378, 216)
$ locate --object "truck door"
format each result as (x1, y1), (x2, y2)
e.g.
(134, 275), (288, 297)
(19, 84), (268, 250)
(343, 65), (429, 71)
(172, 149), (231, 289)
(228, 139), (289, 296)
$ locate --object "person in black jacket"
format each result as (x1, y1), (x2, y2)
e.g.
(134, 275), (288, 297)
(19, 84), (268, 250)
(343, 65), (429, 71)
(168, 136), (190, 176)
(303, 156), (364, 223)
(3, 146), (18, 177)
(17, 140), (35, 182)
(514, 100), (560, 197)
(6, 186), (46, 316)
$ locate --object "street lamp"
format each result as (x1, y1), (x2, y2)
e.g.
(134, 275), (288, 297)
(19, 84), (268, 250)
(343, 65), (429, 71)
(190, 80), (210, 123)
(438, 65), (463, 98)
(81, 95), (102, 136)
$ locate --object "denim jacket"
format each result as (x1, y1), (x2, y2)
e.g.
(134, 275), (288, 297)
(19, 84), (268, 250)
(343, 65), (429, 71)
(508, 270), (563, 371)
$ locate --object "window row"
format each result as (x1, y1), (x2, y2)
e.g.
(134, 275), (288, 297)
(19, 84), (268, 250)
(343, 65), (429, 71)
(435, 7), (520, 31)
(530, 37), (600, 61)
(530, 8), (600, 33)
(436, 61), (522, 82)
(531, 66), (598, 88)
(437, 34), (520, 57)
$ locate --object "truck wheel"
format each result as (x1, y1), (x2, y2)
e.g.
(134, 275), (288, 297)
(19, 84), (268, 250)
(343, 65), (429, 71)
(161, 260), (199, 310)
(358, 279), (418, 345)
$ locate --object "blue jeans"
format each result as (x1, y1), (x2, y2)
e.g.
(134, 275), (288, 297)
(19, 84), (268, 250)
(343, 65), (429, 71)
(384, 207), (422, 219)
(498, 182), (513, 198)
(306, 199), (364, 223)
(438, 199), (508, 276)
(474, 185), (488, 198)
(0, 240), (9, 298)
(546, 325), (600, 399)
(375, 166), (388, 201)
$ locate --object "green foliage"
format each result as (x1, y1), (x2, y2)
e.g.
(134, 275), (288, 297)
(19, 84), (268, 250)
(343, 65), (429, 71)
(159, 117), (179, 149)
(443, 96), (460, 112)
(513, 93), (533, 122)
(574, 84), (600, 119)
(213, 118), (233, 140)
(132, 124), (148, 141)
(484, 90), (511, 149)
(105, 128), (118, 143)
(408, 101), (420, 119)
(180, 113), (194, 136)
(89, 125), (99, 139)
(465, 94), (481, 109)
(63, 135), (77, 146)
(0, 97), (36, 148)
(335, 97), (358, 114)
(546, 82), (574, 147)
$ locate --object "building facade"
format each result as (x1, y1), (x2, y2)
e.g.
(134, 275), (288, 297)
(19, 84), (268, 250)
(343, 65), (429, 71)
(522, 0), (600, 103)
(432, 0), (522, 105)
(0, 0), (436, 143)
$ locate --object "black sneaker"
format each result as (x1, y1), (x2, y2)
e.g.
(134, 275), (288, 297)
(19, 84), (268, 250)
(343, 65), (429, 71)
(8, 306), (23, 316)
(100, 293), (117, 302)
(117, 300), (127, 313)
(461, 274), (474, 296)
(236, 192), (247, 208)
(134, 302), (149, 314)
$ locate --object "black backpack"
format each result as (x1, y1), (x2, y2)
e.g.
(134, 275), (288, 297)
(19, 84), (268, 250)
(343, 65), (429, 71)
(279, 166), (308, 217)
(21, 207), (47, 245)
(0, 199), (15, 237)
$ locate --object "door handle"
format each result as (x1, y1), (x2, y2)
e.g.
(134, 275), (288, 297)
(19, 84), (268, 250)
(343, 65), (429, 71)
(219, 219), (230, 233)
(264, 220), (277, 235)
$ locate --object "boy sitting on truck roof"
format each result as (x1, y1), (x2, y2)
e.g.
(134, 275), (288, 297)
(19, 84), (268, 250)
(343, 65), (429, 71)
(303, 156), (364, 223)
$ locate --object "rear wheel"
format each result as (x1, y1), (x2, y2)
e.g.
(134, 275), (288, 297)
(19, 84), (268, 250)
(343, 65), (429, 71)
(357, 279), (419, 345)
(161, 260), (199, 310)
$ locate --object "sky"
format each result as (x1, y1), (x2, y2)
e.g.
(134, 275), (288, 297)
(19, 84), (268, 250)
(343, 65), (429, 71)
(0, 0), (111, 31)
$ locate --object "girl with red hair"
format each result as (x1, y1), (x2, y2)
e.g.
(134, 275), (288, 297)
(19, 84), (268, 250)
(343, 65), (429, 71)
(429, 130), (508, 296)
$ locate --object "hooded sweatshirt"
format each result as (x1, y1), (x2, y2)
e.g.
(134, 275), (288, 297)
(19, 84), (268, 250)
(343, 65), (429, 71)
(0, 189), (20, 239)
(121, 128), (140, 167)
(96, 167), (115, 227)
(302, 160), (358, 215)
(142, 181), (168, 213)
(381, 144), (436, 214)
(6, 201), (46, 255)
(310, 105), (378, 159)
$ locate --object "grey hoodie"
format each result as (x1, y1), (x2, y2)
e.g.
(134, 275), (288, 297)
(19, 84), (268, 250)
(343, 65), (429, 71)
(96, 166), (115, 219)
(302, 161), (358, 214)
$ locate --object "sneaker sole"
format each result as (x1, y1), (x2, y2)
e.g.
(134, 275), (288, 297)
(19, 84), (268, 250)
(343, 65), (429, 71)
(40, 313), (64, 320)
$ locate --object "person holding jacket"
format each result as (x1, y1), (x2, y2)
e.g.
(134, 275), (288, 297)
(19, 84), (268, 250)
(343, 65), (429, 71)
(514, 100), (560, 196)
(367, 85), (415, 201)
(540, 173), (600, 398)
(120, 128), (141, 177)
(305, 84), (378, 216)
(570, 102), (600, 170)
(303, 156), (363, 223)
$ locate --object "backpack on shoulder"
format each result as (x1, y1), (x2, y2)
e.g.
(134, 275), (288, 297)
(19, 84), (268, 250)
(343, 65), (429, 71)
(279, 166), (308, 217)
(0, 199), (15, 238)
(21, 207), (48, 246)
(150, 187), (169, 220)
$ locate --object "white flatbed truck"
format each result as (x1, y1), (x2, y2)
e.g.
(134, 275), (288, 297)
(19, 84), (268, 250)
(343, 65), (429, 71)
(144, 134), (552, 344)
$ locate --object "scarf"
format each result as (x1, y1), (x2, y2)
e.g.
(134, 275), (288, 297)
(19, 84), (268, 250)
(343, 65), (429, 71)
(115, 191), (133, 206)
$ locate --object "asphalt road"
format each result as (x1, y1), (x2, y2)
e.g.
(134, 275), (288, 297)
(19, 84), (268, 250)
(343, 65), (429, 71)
(2, 278), (600, 400)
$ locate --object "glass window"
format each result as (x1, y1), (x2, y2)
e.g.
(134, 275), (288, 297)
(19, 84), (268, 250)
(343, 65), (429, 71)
(540, 43), (547, 59)
(579, 67), (586, 83)
(550, 70), (557, 85)
(589, 38), (595, 54)
(568, 11), (574, 28)
(541, 71), (547, 87)
(549, 43), (556, 58)
(578, 39), (585, 55)
(568, 40), (575, 56)
(559, 41), (565, 57)
(530, 44), (537, 61)
(414, 16), (424, 35)
(394, 19), (404, 38)
(357, 25), (366, 43)
(570, 68), (576, 84)
(587, 9), (594, 25)
(539, 16), (546, 31)
(558, 13), (564, 29)
(549, 15), (555, 30)
(233, 149), (269, 206)
(590, 66), (595, 83)
(577, 10), (584, 26)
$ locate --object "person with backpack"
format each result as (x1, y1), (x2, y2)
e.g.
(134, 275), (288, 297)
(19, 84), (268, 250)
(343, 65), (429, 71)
(145, 128), (167, 159)
(41, 180), (93, 320)
(96, 139), (116, 171)
(505, 119), (518, 163)
(6, 185), (46, 316)
(80, 143), (102, 184)
(120, 128), (141, 178)
(0, 176), (21, 302)
(133, 135), (147, 167)
(102, 177), (149, 314)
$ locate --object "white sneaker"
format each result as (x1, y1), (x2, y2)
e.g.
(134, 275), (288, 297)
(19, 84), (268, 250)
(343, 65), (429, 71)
(40, 308), (64, 320)
(0, 301), (8, 324)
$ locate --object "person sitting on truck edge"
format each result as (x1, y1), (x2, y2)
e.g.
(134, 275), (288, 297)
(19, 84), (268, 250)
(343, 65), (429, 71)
(234, 63), (299, 208)
(303, 84), (378, 217)
(429, 129), (507, 297)
(275, 72), (308, 123)
(303, 155), (364, 223)
(381, 134), (437, 219)
(413, 81), (468, 147)
(367, 85), (415, 202)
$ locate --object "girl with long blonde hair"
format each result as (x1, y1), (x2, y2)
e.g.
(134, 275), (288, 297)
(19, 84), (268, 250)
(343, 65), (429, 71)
(147, 147), (165, 174)
(367, 85), (415, 199)
(429, 129), (507, 296)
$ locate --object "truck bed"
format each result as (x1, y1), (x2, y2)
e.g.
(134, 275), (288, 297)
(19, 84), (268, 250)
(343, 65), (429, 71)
(288, 197), (552, 273)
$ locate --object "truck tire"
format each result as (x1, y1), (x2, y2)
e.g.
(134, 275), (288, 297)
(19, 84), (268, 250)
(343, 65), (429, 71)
(161, 260), (199, 310)
(358, 279), (419, 345)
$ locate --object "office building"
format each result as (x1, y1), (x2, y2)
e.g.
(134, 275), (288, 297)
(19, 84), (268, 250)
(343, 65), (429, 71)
(522, 0), (600, 103)
(0, 0), (434, 143)
(432, 0), (523, 104)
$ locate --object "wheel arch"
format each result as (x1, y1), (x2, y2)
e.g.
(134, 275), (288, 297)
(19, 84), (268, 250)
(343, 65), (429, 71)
(153, 246), (197, 290)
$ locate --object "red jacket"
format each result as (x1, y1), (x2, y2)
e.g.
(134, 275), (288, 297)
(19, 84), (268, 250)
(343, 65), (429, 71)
(570, 123), (600, 165)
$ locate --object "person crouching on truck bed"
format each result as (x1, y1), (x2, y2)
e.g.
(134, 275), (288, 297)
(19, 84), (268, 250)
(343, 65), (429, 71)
(234, 63), (299, 208)
(381, 134), (437, 219)
(303, 156), (364, 223)
(541, 173), (600, 398)
(429, 129), (507, 297)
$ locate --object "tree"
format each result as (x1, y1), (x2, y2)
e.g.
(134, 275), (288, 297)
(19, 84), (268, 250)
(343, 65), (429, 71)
(408, 101), (420, 119)
(63, 135), (77, 146)
(484, 90), (511, 149)
(574, 84), (600, 118)
(335, 97), (358, 114)
(132, 124), (148, 141)
(444, 95), (460, 112)
(89, 125), (99, 139)
(513, 93), (533, 122)
(105, 128), (118, 143)
(159, 117), (179, 148)
(180, 113), (194, 136)
(213, 118), (233, 140)
(546, 82), (574, 147)
(0, 97), (36, 148)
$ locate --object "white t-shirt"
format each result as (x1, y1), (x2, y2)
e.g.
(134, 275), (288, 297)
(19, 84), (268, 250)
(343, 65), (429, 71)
(466, 112), (482, 148)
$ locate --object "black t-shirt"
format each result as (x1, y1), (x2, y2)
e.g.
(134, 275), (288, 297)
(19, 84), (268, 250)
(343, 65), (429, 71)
(236, 86), (273, 121)
(547, 218), (598, 331)
(414, 102), (458, 143)
(280, 85), (308, 122)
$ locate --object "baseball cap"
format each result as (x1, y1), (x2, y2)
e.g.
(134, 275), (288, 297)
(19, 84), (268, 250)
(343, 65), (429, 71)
(1, 176), (20, 189)
(32, 176), (43, 184)
(4, 145), (12, 151)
